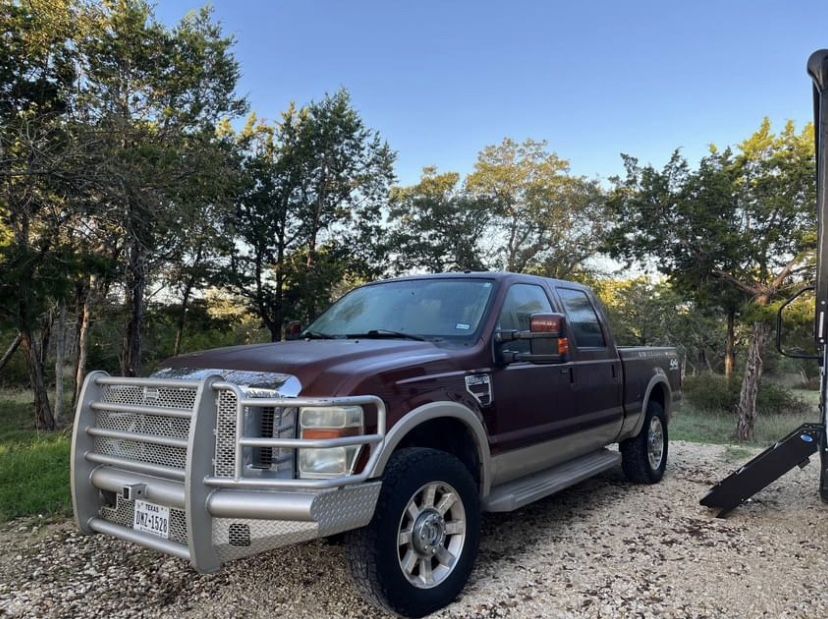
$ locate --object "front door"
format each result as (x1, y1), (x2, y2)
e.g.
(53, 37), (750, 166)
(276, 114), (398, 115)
(487, 283), (577, 461)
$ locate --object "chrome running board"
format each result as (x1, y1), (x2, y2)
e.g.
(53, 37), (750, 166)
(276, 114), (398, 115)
(483, 448), (621, 512)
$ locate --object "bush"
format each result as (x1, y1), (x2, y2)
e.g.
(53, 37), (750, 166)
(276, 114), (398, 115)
(682, 374), (738, 413)
(683, 373), (810, 416)
(756, 381), (811, 416)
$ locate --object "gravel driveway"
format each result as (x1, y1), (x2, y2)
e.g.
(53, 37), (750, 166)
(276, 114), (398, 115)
(2, 441), (827, 618)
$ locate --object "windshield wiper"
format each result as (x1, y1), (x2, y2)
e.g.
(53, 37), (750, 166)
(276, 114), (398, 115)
(301, 330), (336, 340)
(346, 329), (429, 342)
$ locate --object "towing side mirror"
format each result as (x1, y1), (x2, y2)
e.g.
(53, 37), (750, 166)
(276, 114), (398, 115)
(496, 312), (570, 364)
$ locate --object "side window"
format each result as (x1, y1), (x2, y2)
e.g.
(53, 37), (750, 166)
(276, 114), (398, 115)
(557, 288), (606, 348)
(497, 284), (553, 354)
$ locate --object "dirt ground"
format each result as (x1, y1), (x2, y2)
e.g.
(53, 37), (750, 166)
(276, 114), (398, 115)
(1, 441), (826, 618)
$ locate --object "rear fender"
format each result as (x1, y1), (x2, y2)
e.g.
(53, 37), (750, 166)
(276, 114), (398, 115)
(622, 373), (672, 440)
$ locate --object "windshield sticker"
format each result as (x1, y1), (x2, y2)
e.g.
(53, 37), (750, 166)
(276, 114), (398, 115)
(455, 323), (470, 330)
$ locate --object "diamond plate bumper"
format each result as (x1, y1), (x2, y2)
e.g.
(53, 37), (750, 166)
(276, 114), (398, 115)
(71, 372), (385, 572)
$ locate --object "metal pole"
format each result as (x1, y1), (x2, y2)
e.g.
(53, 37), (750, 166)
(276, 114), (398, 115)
(807, 49), (828, 502)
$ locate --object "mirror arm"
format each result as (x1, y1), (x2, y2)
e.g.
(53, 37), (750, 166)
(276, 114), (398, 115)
(513, 352), (563, 364)
(496, 330), (561, 343)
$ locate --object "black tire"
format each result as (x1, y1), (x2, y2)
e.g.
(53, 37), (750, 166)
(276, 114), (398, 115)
(620, 400), (668, 484)
(345, 448), (480, 618)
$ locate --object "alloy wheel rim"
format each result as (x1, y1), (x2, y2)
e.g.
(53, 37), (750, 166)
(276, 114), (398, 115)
(397, 481), (466, 589)
(647, 416), (665, 470)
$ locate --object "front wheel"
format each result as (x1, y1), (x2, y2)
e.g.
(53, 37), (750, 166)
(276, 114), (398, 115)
(620, 400), (668, 484)
(345, 448), (480, 618)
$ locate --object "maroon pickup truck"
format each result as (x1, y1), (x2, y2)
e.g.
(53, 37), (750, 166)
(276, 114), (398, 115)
(71, 272), (681, 617)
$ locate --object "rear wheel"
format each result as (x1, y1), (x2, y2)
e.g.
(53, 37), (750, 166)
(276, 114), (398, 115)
(345, 448), (480, 618)
(621, 401), (668, 484)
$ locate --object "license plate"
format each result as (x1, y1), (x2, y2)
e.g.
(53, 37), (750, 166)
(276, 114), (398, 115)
(133, 499), (170, 539)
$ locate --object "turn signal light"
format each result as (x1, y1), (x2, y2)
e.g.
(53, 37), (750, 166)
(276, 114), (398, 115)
(302, 427), (361, 440)
(558, 337), (570, 356)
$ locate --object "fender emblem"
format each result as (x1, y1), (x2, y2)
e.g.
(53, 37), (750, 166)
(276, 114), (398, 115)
(465, 373), (493, 407)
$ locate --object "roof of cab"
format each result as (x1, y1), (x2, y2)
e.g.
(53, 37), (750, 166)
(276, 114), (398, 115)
(366, 271), (591, 292)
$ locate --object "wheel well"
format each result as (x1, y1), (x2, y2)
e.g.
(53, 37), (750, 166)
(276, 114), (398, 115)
(394, 417), (481, 488)
(648, 382), (667, 414)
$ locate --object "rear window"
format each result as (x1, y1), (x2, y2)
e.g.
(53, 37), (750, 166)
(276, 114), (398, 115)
(557, 288), (606, 348)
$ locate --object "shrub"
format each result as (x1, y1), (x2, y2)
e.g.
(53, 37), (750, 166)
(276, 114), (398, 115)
(756, 381), (811, 416)
(683, 373), (810, 416)
(683, 374), (738, 413)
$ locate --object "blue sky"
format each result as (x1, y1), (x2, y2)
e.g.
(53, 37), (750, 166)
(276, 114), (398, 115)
(157, 1), (828, 185)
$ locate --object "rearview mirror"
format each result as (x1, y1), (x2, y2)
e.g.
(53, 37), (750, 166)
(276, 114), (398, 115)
(496, 312), (569, 364)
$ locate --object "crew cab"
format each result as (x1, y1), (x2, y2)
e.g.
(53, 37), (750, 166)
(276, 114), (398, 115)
(71, 272), (681, 617)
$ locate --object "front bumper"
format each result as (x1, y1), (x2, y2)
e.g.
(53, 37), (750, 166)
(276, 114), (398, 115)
(71, 372), (385, 571)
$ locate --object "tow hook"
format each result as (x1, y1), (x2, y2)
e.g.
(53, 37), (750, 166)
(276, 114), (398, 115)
(122, 483), (147, 501)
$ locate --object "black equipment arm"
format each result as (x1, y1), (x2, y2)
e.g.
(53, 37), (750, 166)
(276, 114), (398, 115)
(807, 50), (828, 346)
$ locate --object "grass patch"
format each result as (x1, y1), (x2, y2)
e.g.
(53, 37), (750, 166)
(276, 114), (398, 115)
(0, 390), (72, 522)
(671, 400), (819, 447)
(723, 445), (754, 463)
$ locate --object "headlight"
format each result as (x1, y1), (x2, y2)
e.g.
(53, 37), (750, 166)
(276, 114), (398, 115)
(298, 406), (364, 478)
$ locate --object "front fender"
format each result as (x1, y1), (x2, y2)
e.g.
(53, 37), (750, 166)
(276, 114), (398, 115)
(367, 401), (493, 498)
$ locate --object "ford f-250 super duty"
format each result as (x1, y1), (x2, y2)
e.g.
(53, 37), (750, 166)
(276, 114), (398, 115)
(71, 272), (681, 617)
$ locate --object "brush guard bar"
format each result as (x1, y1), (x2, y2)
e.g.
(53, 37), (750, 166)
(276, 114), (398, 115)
(71, 371), (386, 571)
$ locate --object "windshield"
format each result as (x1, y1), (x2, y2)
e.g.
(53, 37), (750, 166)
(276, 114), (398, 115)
(306, 278), (495, 340)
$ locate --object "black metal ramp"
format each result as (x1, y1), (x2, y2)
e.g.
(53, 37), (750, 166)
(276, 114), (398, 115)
(700, 423), (824, 517)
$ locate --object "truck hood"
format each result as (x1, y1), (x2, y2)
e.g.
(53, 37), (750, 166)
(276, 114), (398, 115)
(155, 339), (454, 396)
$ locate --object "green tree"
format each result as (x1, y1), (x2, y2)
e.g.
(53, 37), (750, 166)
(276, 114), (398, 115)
(388, 166), (490, 273)
(0, 0), (84, 429)
(466, 138), (605, 278)
(75, 0), (246, 376)
(605, 119), (815, 440)
(223, 91), (395, 340)
(595, 278), (726, 374)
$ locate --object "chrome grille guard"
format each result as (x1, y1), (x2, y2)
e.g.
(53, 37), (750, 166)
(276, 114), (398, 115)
(71, 371), (387, 571)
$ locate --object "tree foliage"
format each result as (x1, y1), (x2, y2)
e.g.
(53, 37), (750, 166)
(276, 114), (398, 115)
(604, 119), (816, 439)
(222, 91), (396, 341)
(466, 138), (606, 278)
(388, 167), (490, 273)
(0, 1), (819, 448)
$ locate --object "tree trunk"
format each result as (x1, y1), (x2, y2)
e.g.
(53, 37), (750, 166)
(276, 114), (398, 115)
(20, 328), (55, 431)
(54, 301), (67, 424)
(73, 277), (94, 406)
(724, 309), (736, 381)
(173, 283), (193, 356)
(123, 242), (146, 377)
(0, 333), (22, 375)
(735, 321), (771, 441)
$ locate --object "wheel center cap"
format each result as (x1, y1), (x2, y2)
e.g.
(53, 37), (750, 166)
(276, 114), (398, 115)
(412, 509), (445, 555)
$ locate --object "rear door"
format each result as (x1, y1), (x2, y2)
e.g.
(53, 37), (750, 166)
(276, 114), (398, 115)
(553, 286), (624, 442)
(488, 283), (577, 453)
